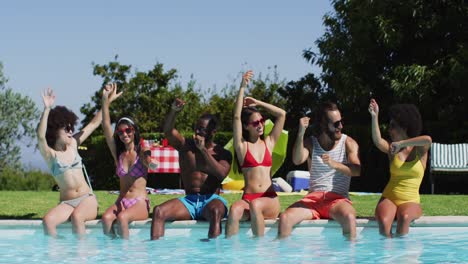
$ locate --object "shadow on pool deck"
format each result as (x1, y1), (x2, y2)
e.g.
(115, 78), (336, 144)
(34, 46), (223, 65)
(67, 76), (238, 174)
(1, 216), (468, 228)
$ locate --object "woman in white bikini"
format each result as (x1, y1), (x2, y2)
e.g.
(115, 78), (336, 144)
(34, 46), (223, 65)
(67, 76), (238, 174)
(37, 87), (106, 238)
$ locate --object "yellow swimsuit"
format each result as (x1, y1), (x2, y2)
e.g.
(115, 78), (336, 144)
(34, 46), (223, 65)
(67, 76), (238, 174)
(382, 154), (425, 206)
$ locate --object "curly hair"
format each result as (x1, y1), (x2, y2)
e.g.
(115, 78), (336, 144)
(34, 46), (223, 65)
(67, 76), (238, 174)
(113, 116), (141, 158)
(388, 104), (422, 138)
(46, 106), (78, 148)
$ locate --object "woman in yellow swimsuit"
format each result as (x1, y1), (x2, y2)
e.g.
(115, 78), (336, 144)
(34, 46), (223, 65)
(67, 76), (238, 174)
(368, 99), (431, 237)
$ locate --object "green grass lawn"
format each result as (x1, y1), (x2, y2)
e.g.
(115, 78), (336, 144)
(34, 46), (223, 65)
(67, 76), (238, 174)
(0, 191), (466, 219)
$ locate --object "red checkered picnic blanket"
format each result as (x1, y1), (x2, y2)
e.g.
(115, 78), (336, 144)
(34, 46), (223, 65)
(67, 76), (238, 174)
(149, 146), (180, 173)
(142, 139), (180, 173)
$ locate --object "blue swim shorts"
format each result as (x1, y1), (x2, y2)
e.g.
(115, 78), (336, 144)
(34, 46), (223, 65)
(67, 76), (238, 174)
(178, 194), (228, 220)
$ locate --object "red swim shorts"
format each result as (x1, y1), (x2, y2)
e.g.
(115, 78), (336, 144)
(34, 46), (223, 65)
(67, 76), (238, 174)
(299, 191), (351, 219)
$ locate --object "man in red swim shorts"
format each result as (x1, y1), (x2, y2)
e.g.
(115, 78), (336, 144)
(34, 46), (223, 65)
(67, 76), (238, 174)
(278, 102), (361, 239)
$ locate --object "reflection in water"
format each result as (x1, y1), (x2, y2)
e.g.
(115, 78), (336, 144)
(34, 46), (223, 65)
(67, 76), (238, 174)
(2, 227), (468, 263)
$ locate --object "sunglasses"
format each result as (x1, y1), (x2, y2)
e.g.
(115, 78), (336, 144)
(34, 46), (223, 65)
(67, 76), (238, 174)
(63, 124), (74, 133)
(194, 126), (209, 136)
(330, 119), (344, 129)
(116, 127), (134, 136)
(248, 118), (266, 127)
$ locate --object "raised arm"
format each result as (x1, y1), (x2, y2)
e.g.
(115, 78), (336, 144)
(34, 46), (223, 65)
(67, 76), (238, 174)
(163, 98), (185, 150)
(369, 99), (390, 153)
(390, 136), (432, 156)
(36, 88), (56, 162)
(292, 117), (311, 165)
(101, 83), (123, 162)
(233, 71), (253, 158)
(74, 109), (102, 146)
(244, 96), (286, 150)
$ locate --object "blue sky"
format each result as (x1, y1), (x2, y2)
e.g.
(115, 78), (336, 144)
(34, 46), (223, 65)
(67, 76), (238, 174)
(2, 1), (333, 170)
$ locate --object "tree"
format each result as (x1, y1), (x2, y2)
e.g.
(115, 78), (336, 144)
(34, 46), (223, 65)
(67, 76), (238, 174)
(277, 73), (327, 129)
(299, 0), (468, 193)
(304, 0), (468, 142)
(201, 66), (289, 132)
(0, 62), (40, 169)
(80, 56), (205, 133)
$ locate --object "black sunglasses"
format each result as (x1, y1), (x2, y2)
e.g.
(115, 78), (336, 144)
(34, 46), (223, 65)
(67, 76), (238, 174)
(194, 125), (209, 136)
(330, 119), (344, 129)
(63, 124), (74, 133)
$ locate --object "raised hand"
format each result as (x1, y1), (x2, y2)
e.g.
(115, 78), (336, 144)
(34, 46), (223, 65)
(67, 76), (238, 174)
(244, 96), (259, 108)
(368, 98), (379, 117)
(171, 98), (185, 112)
(298, 117), (310, 134)
(108, 83), (122, 103)
(102, 83), (122, 104)
(241, 70), (253, 88)
(41, 88), (55, 109)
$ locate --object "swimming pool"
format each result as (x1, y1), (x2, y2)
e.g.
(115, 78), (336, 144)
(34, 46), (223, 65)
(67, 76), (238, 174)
(1, 217), (467, 263)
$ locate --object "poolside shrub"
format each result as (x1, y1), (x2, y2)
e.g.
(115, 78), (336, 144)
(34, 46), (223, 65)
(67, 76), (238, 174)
(85, 129), (440, 193)
(0, 166), (55, 190)
(79, 125), (436, 193)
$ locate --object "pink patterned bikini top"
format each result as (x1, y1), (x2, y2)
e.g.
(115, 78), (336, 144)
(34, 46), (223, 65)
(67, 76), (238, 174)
(116, 154), (148, 178)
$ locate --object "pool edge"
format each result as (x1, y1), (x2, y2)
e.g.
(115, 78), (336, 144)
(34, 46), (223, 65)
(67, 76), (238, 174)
(1, 216), (468, 228)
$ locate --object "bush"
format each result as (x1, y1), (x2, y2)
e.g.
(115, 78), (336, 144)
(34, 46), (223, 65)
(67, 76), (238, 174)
(83, 126), (426, 193)
(79, 135), (117, 190)
(0, 166), (55, 190)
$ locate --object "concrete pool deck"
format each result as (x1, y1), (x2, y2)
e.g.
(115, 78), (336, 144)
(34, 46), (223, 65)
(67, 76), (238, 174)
(1, 216), (468, 228)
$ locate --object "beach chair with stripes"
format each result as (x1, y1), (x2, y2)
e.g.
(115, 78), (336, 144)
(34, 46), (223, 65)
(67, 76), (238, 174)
(430, 143), (468, 194)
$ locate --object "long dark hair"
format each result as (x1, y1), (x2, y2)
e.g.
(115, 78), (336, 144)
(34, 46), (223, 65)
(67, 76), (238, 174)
(240, 107), (265, 142)
(113, 117), (141, 158)
(46, 105), (78, 148)
(233, 107), (265, 173)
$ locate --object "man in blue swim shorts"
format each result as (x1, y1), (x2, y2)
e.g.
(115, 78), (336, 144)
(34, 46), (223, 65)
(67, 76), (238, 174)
(151, 98), (232, 240)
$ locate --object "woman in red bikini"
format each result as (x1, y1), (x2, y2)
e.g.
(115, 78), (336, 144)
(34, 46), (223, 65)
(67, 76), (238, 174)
(225, 70), (286, 237)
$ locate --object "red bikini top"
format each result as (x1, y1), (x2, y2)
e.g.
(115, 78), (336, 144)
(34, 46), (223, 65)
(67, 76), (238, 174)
(241, 141), (272, 168)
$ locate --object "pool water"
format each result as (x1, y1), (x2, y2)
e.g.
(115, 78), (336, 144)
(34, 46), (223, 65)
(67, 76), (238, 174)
(1, 225), (467, 263)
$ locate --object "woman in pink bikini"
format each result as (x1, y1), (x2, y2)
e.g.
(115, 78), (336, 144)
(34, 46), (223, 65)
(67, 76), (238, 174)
(225, 70), (286, 237)
(101, 83), (157, 239)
